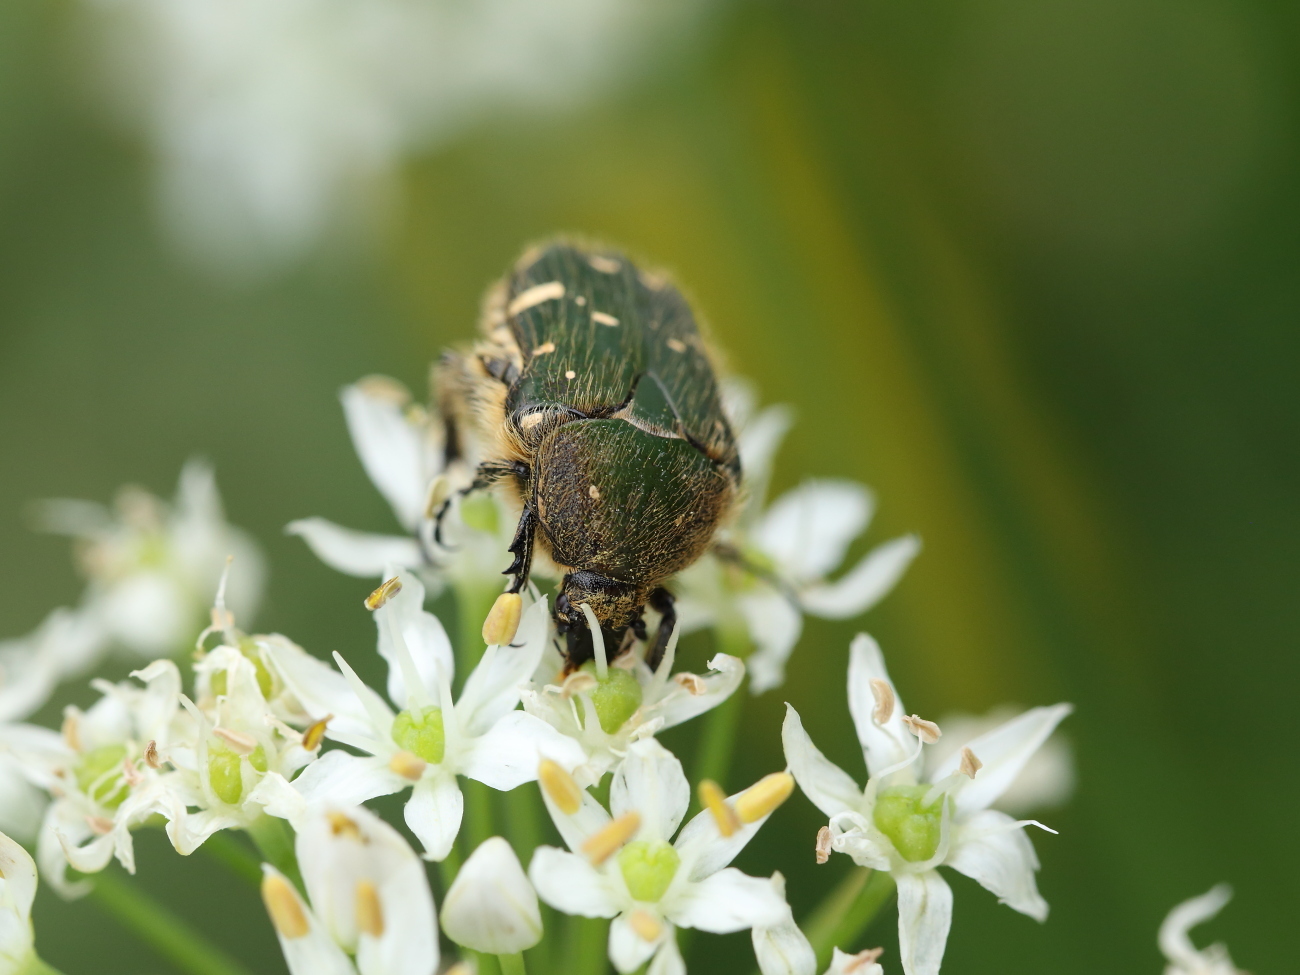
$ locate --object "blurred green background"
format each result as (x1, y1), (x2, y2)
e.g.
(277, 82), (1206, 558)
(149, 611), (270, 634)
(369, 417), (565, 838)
(1, 0), (1294, 972)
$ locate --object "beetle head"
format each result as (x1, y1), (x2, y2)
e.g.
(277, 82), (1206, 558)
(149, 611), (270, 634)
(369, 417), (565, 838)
(555, 570), (644, 666)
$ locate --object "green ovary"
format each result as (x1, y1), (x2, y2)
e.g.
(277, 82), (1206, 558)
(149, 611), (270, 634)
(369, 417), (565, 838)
(208, 743), (268, 806)
(210, 638), (276, 700)
(459, 494), (500, 533)
(578, 662), (643, 734)
(391, 707), (446, 764)
(872, 784), (946, 863)
(76, 744), (129, 808)
(618, 840), (680, 903)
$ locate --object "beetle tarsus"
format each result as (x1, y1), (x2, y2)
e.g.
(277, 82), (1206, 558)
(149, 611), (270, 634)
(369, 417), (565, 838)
(504, 504), (537, 594)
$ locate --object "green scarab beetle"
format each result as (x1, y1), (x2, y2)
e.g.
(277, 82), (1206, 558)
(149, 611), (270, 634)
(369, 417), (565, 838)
(437, 241), (741, 668)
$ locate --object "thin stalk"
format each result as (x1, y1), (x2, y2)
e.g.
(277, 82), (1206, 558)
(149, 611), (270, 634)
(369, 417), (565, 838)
(566, 915), (609, 975)
(200, 830), (263, 887)
(498, 953), (527, 975)
(803, 868), (896, 968)
(474, 950), (501, 975)
(245, 815), (302, 893)
(89, 870), (256, 975)
(20, 958), (67, 975)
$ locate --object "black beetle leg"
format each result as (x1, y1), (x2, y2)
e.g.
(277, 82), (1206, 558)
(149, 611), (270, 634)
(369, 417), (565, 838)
(645, 587), (677, 673)
(433, 460), (528, 546)
(503, 504), (537, 594)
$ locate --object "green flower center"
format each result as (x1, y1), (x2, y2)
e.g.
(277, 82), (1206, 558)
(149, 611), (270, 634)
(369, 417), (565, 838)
(872, 784), (947, 862)
(209, 637), (276, 700)
(618, 840), (680, 903)
(459, 494), (500, 533)
(76, 744), (130, 808)
(208, 742), (268, 806)
(391, 707), (446, 764)
(578, 662), (643, 734)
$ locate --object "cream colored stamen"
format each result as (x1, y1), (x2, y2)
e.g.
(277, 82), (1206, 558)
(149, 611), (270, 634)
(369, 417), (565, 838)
(902, 714), (942, 744)
(581, 812), (641, 865)
(356, 880), (385, 937)
(959, 746), (982, 779)
(262, 872), (310, 939)
(365, 576), (403, 611)
(698, 779), (740, 837)
(628, 909), (662, 942)
(213, 727), (257, 755)
(389, 750), (427, 781)
(302, 715), (332, 752)
(815, 825), (832, 864)
(869, 678), (895, 724)
(482, 592), (523, 646)
(735, 772), (795, 824)
(144, 740), (161, 769)
(86, 815), (113, 836)
(538, 759), (583, 815)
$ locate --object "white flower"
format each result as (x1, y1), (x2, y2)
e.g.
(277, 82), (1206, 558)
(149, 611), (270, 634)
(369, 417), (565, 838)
(675, 388), (920, 693)
(33, 460), (263, 661)
(0, 608), (103, 724)
(1159, 885), (1243, 975)
(440, 836), (542, 955)
(521, 616), (745, 786)
(825, 947), (885, 975)
(267, 568), (584, 859)
(0, 830), (38, 973)
(782, 633), (1072, 975)
(925, 707), (1075, 816)
(261, 804), (438, 975)
(751, 873), (815, 975)
(288, 378), (511, 599)
(83, 0), (722, 276)
(529, 738), (794, 975)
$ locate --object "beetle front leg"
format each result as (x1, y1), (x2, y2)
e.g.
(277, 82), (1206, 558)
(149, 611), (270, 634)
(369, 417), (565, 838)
(503, 505), (537, 594)
(433, 460), (529, 546)
(645, 587), (677, 673)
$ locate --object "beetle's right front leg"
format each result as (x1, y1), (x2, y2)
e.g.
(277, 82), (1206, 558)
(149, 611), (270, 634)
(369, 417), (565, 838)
(432, 460), (528, 546)
(503, 504), (537, 594)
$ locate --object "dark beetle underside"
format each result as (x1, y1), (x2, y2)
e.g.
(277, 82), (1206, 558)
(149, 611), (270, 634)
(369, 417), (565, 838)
(437, 241), (741, 668)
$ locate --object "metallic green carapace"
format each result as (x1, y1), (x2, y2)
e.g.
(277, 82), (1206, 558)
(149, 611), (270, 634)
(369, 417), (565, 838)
(438, 241), (741, 666)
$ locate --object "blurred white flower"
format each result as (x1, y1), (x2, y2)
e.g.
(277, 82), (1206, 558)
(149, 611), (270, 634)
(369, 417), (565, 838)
(925, 707), (1075, 816)
(529, 738), (794, 975)
(267, 569), (584, 859)
(0, 830), (39, 974)
(676, 385), (920, 693)
(825, 947), (885, 975)
(782, 634), (1071, 975)
(440, 836), (542, 955)
(262, 804), (438, 975)
(33, 460), (263, 664)
(0, 608), (103, 724)
(1159, 885), (1243, 975)
(83, 0), (721, 277)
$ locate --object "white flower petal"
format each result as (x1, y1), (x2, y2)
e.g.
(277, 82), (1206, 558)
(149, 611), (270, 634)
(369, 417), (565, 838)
(441, 837), (541, 954)
(261, 866), (356, 975)
(609, 912), (662, 974)
(751, 873), (815, 975)
(825, 948), (885, 975)
(781, 705), (863, 819)
(375, 570), (454, 709)
(756, 481), (872, 582)
(1159, 884), (1233, 969)
(611, 739), (690, 842)
(342, 381), (432, 530)
(294, 751), (406, 807)
(286, 518), (423, 578)
(930, 704), (1073, 817)
(801, 534), (921, 619)
(461, 710), (587, 791)
(648, 934), (687, 975)
(947, 809), (1048, 920)
(741, 591), (803, 695)
(528, 846), (619, 918)
(665, 868), (787, 934)
(264, 638), (372, 738)
(540, 783), (613, 854)
(656, 654), (745, 730)
(895, 870), (952, 975)
(846, 634), (914, 778)
(457, 599), (551, 735)
(737, 403), (795, 515)
(0, 829), (37, 963)
(404, 772), (463, 861)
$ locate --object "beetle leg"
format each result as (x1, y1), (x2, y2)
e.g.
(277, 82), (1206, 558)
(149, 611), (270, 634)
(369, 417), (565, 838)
(433, 460), (529, 546)
(502, 505), (537, 594)
(645, 587), (677, 673)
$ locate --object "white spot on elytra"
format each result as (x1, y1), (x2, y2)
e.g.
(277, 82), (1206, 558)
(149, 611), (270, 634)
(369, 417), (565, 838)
(508, 281), (565, 317)
(591, 311), (619, 327)
(565, 370), (577, 380)
(588, 255), (621, 274)
(532, 341), (556, 356)
(666, 338), (687, 353)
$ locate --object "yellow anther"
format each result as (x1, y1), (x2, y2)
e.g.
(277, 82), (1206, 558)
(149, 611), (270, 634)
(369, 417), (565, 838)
(482, 592), (523, 646)
(735, 772), (795, 824)
(673, 673), (705, 695)
(628, 909), (663, 942)
(581, 812), (641, 865)
(538, 759), (583, 815)
(355, 880), (385, 937)
(902, 714), (941, 745)
(213, 727), (257, 755)
(302, 715), (332, 752)
(698, 779), (740, 837)
(327, 811), (362, 839)
(869, 678), (895, 725)
(144, 740), (161, 769)
(262, 872), (310, 939)
(389, 750), (427, 781)
(959, 747), (983, 779)
(365, 576), (403, 611)
(815, 825), (832, 864)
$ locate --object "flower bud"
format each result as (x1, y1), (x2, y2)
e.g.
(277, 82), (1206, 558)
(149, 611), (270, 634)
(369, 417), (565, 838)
(440, 837), (542, 954)
(577, 661), (642, 734)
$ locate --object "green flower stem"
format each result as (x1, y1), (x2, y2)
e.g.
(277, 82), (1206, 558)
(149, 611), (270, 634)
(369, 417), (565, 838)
(566, 915), (609, 975)
(498, 952), (527, 975)
(89, 870), (256, 975)
(245, 815), (302, 892)
(474, 951), (500, 975)
(19, 957), (67, 975)
(199, 830), (263, 887)
(802, 867), (897, 968)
